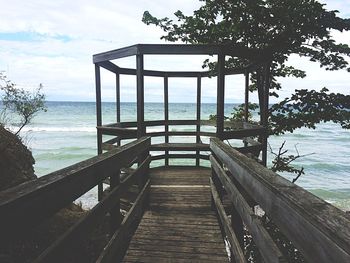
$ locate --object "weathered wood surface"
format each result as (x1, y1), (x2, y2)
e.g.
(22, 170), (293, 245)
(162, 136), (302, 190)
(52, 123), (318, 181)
(210, 137), (350, 263)
(210, 178), (246, 263)
(150, 143), (210, 151)
(211, 156), (285, 263)
(93, 44), (271, 63)
(35, 156), (151, 262)
(0, 137), (150, 239)
(122, 167), (229, 262)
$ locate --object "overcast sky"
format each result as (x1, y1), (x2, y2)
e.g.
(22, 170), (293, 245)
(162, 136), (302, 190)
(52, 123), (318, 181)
(0, 0), (349, 103)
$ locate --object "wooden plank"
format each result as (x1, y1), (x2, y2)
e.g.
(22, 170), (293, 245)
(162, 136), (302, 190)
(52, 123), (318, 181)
(210, 138), (350, 263)
(210, 178), (246, 263)
(151, 154), (209, 161)
(122, 167), (229, 262)
(211, 156), (285, 263)
(93, 44), (268, 63)
(96, 179), (151, 263)
(102, 143), (119, 151)
(150, 143), (209, 151)
(93, 44), (138, 62)
(34, 155), (151, 262)
(97, 126), (137, 137)
(0, 137), (151, 238)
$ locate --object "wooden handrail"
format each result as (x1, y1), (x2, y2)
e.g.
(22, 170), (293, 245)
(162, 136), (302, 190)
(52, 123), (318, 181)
(34, 155), (151, 262)
(210, 137), (350, 263)
(0, 137), (151, 239)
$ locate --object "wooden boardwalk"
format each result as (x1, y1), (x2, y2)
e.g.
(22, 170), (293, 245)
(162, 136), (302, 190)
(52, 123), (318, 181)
(122, 166), (229, 262)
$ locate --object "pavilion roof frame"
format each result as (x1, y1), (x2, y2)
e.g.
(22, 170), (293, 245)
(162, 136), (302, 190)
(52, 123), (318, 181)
(93, 43), (269, 63)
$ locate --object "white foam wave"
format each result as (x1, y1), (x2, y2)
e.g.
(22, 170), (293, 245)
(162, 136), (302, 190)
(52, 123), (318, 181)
(8, 126), (96, 133)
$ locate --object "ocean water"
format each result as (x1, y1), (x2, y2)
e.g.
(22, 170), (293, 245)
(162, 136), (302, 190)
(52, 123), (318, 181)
(5, 101), (350, 210)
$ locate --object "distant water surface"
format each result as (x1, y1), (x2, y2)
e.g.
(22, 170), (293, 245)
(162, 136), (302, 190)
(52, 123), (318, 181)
(7, 101), (350, 210)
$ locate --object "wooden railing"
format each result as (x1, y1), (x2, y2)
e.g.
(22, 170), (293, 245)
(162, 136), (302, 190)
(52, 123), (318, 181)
(0, 137), (151, 262)
(210, 137), (350, 263)
(98, 120), (265, 166)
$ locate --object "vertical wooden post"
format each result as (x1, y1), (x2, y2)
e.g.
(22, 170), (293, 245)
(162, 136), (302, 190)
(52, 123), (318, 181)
(95, 64), (103, 201)
(261, 62), (271, 166)
(231, 205), (244, 250)
(164, 75), (169, 166)
(136, 54), (145, 138)
(116, 73), (121, 146)
(216, 53), (225, 140)
(196, 76), (201, 166)
(244, 71), (249, 123)
(110, 169), (121, 234)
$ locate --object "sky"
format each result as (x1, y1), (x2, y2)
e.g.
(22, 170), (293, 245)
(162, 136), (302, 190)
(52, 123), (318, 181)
(0, 0), (349, 103)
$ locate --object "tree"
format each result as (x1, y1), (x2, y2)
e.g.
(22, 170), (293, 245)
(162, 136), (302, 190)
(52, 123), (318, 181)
(142, 0), (350, 177)
(0, 72), (46, 135)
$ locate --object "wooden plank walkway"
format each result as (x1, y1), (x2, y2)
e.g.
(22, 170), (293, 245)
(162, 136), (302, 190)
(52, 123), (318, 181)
(122, 166), (229, 262)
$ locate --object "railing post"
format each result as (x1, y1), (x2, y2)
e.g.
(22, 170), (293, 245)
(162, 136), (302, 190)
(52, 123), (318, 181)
(95, 64), (103, 201)
(110, 168), (121, 235)
(231, 203), (244, 250)
(216, 53), (225, 140)
(196, 75), (201, 166)
(136, 54), (145, 138)
(164, 75), (169, 166)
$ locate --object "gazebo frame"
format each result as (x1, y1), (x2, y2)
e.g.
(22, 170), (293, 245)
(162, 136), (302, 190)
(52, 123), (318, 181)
(93, 44), (271, 172)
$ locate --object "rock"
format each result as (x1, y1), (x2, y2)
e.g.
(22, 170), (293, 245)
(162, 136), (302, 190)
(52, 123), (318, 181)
(0, 125), (37, 191)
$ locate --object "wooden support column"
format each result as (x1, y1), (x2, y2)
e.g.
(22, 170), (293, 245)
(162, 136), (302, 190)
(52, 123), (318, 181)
(110, 169), (121, 234)
(231, 205), (244, 250)
(95, 64), (103, 201)
(244, 71), (249, 123)
(261, 62), (271, 166)
(196, 76), (201, 166)
(164, 75), (169, 166)
(136, 54), (145, 138)
(116, 73), (121, 146)
(216, 53), (225, 140)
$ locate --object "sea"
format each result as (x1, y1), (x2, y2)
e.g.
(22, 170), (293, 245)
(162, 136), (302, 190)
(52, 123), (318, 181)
(4, 101), (350, 211)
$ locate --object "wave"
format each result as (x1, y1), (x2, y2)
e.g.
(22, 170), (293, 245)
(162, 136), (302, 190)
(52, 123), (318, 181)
(9, 126), (96, 133)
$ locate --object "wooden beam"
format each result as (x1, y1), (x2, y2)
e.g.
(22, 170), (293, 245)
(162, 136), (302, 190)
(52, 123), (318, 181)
(116, 73), (120, 123)
(151, 154), (209, 161)
(164, 76), (169, 166)
(210, 138), (350, 263)
(210, 155), (285, 263)
(244, 71), (249, 122)
(136, 54), (145, 138)
(210, 178), (246, 263)
(196, 76), (201, 166)
(0, 137), (151, 239)
(150, 143), (210, 151)
(216, 53), (225, 139)
(95, 64), (103, 200)
(96, 179), (151, 262)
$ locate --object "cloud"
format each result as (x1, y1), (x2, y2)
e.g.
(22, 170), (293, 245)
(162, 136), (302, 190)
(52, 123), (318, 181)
(0, 0), (349, 102)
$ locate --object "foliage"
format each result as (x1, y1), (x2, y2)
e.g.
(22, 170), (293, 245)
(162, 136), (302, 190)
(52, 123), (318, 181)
(231, 103), (259, 122)
(142, 0), (350, 118)
(0, 72), (46, 135)
(209, 103), (258, 123)
(269, 88), (350, 135)
(143, 0), (350, 76)
(142, 0), (350, 180)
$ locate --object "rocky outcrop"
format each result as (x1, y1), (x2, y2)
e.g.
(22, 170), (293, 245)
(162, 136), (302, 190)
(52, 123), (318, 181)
(0, 126), (36, 191)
